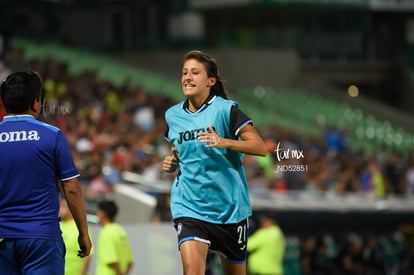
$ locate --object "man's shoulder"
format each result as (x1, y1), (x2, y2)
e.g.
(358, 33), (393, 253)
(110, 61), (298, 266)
(29, 119), (61, 133)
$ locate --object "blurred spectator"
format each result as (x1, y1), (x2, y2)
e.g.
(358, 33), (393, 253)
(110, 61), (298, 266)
(283, 236), (302, 275)
(361, 235), (387, 275)
(335, 234), (365, 275)
(247, 215), (286, 275)
(300, 236), (318, 275)
(85, 172), (113, 200)
(384, 150), (406, 195)
(361, 157), (386, 198)
(302, 236), (339, 275)
(103, 145), (129, 186)
(324, 126), (348, 160)
(96, 200), (134, 275)
(139, 145), (163, 181)
(304, 157), (331, 195)
(247, 167), (272, 197)
(331, 152), (364, 195)
(405, 158), (414, 194)
(256, 137), (277, 183)
(315, 235), (339, 274)
(81, 150), (104, 183)
(336, 156), (362, 194)
(394, 224), (414, 274)
(60, 197), (93, 275)
(132, 91), (155, 132)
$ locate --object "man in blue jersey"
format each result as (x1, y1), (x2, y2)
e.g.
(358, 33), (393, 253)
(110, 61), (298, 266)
(0, 71), (92, 274)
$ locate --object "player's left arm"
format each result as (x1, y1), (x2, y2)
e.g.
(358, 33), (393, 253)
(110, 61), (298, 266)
(198, 124), (267, 156)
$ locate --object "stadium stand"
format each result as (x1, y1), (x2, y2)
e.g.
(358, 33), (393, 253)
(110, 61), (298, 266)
(11, 39), (414, 156)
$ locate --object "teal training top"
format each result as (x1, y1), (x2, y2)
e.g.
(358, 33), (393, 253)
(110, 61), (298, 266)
(165, 95), (252, 224)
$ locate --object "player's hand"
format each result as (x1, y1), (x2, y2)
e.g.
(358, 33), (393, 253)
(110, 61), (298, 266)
(162, 147), (178, 173)
(77, 233), (92, 258)
(198, 125), (226, 149)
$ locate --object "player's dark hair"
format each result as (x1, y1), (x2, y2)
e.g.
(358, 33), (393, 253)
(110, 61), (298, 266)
(183, 50), (229, 99)
(98, 200), (119, 221)
(0, 71), (43, 114)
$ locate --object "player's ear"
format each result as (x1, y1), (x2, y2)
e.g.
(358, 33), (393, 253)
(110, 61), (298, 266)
(207, 77), (216, 87)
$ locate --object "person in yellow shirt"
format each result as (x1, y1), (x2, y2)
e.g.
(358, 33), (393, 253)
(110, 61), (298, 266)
(96, 200), (134, 275)
(247, 215), (286, 275)
(60, 197), (93, 275)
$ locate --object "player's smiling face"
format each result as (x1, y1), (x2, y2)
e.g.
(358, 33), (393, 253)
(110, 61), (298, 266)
(182, 59), (215, 98)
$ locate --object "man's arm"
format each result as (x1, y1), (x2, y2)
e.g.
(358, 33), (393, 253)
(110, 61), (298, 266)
(60, 178), (92, 257)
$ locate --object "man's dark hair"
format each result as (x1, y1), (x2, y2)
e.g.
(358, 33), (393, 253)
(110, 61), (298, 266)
(0, 71), (43, 114)
(98, 200), (119, 221)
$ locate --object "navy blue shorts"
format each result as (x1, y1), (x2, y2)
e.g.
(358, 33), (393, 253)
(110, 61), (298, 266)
(0, 238), (65, 275)
(174, 217), (249, 264)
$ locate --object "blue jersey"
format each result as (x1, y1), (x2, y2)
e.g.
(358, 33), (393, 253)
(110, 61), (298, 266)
(0, 115), (79, 240)
(165, 95), (252, 224)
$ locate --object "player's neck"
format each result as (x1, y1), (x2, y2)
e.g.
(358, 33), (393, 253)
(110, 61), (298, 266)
(188, 93), (208, 112)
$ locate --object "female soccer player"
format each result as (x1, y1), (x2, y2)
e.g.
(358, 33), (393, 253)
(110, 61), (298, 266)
(162, 50), (267, 275)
